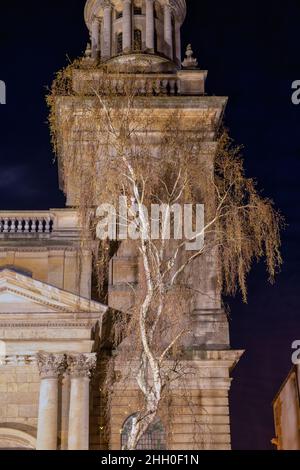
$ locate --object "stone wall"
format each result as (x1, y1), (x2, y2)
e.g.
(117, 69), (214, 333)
(0, 363), (39, 447)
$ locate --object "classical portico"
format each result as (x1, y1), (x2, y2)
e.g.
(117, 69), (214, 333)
(0, 268), (107, 450)
(35, 352), (97, 450)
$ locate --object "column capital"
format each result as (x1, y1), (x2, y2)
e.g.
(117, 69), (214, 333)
(102, 0), (112, 9)
(67, 353), (97, 378)
(164, 1), (176, 14)
(37, 352), (66, 379)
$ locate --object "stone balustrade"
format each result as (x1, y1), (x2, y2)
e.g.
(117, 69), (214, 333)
(72, 69), (207, 97)
(110, 75), (180, 95)
(74, 72), (180, 96)
(0, 214), (53, 234)
(0, 209), (79, 238)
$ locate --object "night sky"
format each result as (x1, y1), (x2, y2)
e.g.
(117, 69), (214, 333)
(0, 0), (299, 450)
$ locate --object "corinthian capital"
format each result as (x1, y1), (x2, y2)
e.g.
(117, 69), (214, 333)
(101, 0), (112, 9)
(36, 352), (66, 379)
(67, 353), (97, 378)
(163, 0), (178, 14)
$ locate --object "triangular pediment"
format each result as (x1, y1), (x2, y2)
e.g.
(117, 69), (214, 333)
(0, 269), (107, 314)
(0, 291), (61, 313)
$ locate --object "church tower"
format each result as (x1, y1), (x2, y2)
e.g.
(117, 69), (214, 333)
(0, 0), (243, 451)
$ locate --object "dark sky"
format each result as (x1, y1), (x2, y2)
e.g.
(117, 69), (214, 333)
(0, 0), (299, 450)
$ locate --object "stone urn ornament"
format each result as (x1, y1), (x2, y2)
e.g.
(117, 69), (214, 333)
(182, 44), (199, 69)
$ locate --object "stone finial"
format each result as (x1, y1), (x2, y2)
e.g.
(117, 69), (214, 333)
(182, 44), (199, 69)
(67, 353), (97, 378)
(36, 352), (66, 379)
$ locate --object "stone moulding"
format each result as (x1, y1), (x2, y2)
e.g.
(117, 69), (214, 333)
(0, 321), (100, 328)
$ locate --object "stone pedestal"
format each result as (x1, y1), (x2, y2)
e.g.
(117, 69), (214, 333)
(36, 353), (65, 450)
(67, 354), (97, 450)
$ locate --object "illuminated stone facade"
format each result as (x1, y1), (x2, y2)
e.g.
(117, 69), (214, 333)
(0, 1), (242, 450)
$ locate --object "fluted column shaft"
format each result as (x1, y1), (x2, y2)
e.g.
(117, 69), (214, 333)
(164, 4), (173, 59)
(36, 353), (65, 450)
(60, 374), (71, 450)
(123, 0), (132, 52)
(146, 0), (155, 51)
(67, 354), (97, 451)
(103, 2), (112, 59)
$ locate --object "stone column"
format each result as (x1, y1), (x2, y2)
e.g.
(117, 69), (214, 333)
(67, 354), (97, 450)
(164, 3), (173, 59)
(175, 21), (181, 65)
(103, 1), (112, 59)
(59, 373), (71, 450)
(146, 0), (155, 51)
(91, 16), (100, 59)
(123, 0), (132, 52)
(36, 353), (65, 450)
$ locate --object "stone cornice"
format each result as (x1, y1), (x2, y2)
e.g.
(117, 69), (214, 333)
(0, 247), (79, 253)
(58, 93), (227, 110)
(0, 321), (100, 328)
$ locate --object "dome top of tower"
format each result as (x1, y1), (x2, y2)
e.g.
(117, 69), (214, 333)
(84, 0), (187, 69)
(85, 1), (186, 28)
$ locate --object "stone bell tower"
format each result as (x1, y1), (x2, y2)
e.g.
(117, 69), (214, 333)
(52, 0), (243, 450)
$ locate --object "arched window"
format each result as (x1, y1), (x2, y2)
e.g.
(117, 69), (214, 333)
(121, 414), (166, 450)
(134, 29), (142, 51)
(116, 10), (123, 19)
(116, 32), (123, 54)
